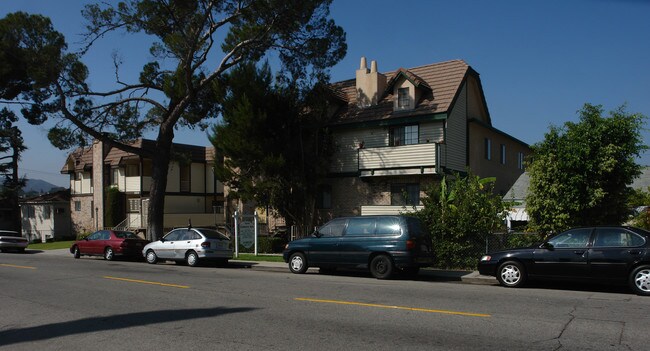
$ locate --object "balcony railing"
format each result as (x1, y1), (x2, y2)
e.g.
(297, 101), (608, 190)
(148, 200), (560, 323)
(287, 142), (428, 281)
(360, 205), (424, 216)
(358, 143), (439, 177)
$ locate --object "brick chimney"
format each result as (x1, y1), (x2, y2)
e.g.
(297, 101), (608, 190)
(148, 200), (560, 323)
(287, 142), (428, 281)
(355, 57), (386, 108)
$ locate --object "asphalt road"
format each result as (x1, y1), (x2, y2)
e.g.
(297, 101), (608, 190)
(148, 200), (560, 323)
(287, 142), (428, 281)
(1, 251), (648, 351)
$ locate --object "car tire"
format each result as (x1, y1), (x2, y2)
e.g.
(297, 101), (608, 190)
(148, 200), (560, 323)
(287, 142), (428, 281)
(370, 254), (394, 279)
(629, 265), (650, 296)
(145, 250), (158, 264)
(104, 247), (114, 261)
(288, 252), (308, 274)
(186, 251), (199, 267)
(497, 261), (527, 288)
(73, 246), (80, 259)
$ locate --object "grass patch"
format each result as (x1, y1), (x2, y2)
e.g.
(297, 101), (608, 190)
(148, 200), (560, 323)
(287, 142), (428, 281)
(29, 240), (75, 250)
(234, 253), (284, 262)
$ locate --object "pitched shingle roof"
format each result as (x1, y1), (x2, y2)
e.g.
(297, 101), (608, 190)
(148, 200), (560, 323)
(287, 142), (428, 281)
(330, 60), (470, 126)
(61, 138), (215, 173)
(21, 189), (70, 203)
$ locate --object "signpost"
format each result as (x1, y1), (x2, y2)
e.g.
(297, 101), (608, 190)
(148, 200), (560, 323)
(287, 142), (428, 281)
(233, 210), (259, 257)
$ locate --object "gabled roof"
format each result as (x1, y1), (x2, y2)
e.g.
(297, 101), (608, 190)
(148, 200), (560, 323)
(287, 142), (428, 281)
(60, 147), (93, 173)
(21, 189), (70, 203)
(61, 138), (215, 173)
(330, 60), (472, 126)
(385, 68), (431, 92)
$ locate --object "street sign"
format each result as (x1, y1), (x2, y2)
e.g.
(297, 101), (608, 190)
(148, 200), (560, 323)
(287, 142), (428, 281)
(239, 221), (255, 249)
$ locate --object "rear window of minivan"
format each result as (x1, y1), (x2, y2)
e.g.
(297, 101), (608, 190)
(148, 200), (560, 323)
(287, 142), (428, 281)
(375, 217), (402, 236)
(405, 217), (427, 238)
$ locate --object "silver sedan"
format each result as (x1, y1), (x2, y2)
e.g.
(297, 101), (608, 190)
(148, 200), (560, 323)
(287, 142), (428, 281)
(142, 227), (232, 267)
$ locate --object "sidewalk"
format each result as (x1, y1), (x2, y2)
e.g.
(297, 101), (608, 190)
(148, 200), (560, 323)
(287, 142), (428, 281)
(32, 249), (497, 285)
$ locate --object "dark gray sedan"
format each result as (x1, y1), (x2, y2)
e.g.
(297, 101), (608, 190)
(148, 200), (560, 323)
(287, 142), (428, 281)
(478, 226), (650, 295)
(0, 230), (28, 253)
(142, 227), (232, 267)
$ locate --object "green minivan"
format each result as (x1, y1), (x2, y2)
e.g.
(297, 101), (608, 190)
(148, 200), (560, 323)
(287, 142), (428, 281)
(282, 215), (434, 279)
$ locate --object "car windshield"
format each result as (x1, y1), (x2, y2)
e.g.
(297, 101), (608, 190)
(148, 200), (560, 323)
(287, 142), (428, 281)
(114, 231), (138, 239)
(199, 229), (229, 240)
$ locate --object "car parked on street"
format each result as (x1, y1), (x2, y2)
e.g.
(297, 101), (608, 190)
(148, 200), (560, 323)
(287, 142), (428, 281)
(283, 215), (434, 279)
(70, 230), (149, 260)
(478, 226), (650, 295)
(142, 227), (233, 267)
(0, 230), (28, 253)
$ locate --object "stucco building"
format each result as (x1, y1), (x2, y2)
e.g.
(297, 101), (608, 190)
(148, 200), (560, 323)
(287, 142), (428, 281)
(61, 139), (225, 236)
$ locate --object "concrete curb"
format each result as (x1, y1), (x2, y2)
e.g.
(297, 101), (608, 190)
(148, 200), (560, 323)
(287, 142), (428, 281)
(29, 249), (497, 284)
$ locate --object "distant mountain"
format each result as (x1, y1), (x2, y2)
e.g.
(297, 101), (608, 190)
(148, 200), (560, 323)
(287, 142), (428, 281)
(23, 179), (65, 194)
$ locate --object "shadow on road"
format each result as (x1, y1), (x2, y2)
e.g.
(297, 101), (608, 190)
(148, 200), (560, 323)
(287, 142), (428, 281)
(0, 306), (257, 347)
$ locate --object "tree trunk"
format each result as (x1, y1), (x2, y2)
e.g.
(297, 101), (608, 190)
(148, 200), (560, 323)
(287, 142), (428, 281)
(146, 138), (172, 241)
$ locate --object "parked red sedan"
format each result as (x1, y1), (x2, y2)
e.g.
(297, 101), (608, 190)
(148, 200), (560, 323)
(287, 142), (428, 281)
(70, 230), (149, 261)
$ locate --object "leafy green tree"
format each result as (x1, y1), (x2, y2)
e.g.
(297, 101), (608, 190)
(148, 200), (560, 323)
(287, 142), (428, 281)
(627, 187), (650, 230)
(526, 104), (647, 234)
(209, 62), (334, 228)
(0, 1), (346, 239)
(416, 173), (507, 269)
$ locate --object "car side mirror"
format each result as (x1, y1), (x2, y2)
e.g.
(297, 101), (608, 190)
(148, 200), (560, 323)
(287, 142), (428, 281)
(312, 230), (322, 238)
(160, 238), (165, 243)
(540, 242), (554, 250)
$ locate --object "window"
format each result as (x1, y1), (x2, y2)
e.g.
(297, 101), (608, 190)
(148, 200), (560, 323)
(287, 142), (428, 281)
(547, 228), (592, 248)
(111, 168), (119, 186)
(390, 125), (419, 146)
(517, 152), (525, 170)
(163, 230), (183, 241)
(26, 206), (35, 218)
(484, 138), (491, 160)
(126, 164), (139, 177)
(75, 172), (82, 181)
(74, 201), (81, 211)
(391, 184), (420, 206)
(180, 163), (190, 192)
(345, 217), (376, 236)
(593, 228), (645, 247)
(87, 231), (101, 240)
(42, 205), (51, 219)
(90, 201), (94, 218)
(316, 184), (332, 209)
(376, 217), (402, 236)
(317, 218), (346, 237)
(500, 144), (506, 165)
(128, 198), (141, 213)
(142, 159), (153, 177)
(397, 87), (410, 109)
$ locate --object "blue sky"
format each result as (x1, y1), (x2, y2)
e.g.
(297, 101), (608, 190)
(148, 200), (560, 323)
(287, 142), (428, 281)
(2, 0), (650, 187)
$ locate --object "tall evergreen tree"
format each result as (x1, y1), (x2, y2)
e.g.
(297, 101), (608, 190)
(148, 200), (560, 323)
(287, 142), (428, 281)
(209, 62), (334, 228)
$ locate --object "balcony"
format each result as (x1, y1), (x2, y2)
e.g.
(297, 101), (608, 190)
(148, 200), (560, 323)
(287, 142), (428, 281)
(361, 205), (424, 216)
(124, 176), (152, 193)
(358, 143), (439, 177)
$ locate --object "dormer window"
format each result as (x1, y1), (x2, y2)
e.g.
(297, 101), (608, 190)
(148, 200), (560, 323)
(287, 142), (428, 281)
(397, 87), (410, 109)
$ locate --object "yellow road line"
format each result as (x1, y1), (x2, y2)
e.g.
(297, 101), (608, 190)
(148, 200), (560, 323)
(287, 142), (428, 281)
(103, 276), (190, 289)
(0, 263), (37, 270)
(295, 298), (490, 318)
